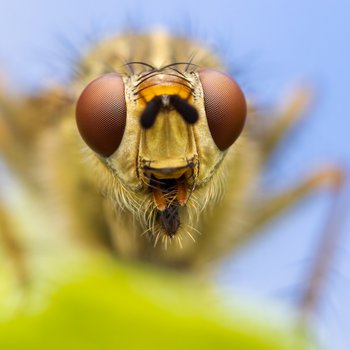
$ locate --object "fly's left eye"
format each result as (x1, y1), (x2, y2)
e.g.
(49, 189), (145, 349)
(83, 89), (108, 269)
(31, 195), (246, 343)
(198, 68), (247, 151)
(75, 73), (127, 157)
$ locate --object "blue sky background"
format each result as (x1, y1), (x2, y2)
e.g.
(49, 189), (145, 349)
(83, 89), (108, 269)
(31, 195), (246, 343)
(1, 0), (349, 348)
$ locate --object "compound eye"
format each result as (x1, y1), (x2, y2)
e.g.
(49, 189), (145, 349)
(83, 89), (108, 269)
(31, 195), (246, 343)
(198, 68), (247, 151)
(76, 73), (126, 157)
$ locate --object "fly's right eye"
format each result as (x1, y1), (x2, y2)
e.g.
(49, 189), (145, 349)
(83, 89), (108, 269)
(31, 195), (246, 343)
(75, 73), (127, 157)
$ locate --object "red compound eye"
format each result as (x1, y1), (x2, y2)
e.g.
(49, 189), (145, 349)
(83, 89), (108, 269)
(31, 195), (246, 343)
(76, 73), (127, 157)
(198, 68), (247, 151)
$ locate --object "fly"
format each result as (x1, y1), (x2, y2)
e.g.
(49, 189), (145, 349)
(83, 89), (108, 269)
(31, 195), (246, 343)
(75, 32), (246, 241)
(0, 30), (344, 274)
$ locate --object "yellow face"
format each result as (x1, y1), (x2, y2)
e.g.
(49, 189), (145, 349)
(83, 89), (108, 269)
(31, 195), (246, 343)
(76, 63), (246, 238)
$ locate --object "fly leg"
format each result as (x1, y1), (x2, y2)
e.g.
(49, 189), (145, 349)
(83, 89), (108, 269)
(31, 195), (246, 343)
(298, 168), (346, 324)
(192, 165), (344, 267)
(242, 166), (344, 237)
(0, 203), (29, 287)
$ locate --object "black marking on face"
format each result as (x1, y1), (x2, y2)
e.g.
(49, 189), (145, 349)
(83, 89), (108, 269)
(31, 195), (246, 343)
(140, 95), (163, 128)
(169, 95), (198, 124)
(139, 95), (198, 129)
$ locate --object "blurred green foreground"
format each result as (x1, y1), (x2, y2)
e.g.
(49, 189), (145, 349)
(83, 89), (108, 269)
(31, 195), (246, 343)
(0, 256), (312, 350)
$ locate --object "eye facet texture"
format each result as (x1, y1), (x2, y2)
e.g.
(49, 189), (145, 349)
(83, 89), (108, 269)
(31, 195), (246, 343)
(198, 69), (247, 151)
(76, 73), (127, 157)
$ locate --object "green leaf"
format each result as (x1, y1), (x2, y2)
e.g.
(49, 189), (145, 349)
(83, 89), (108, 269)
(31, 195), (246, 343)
(0, 259), (312, 350)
